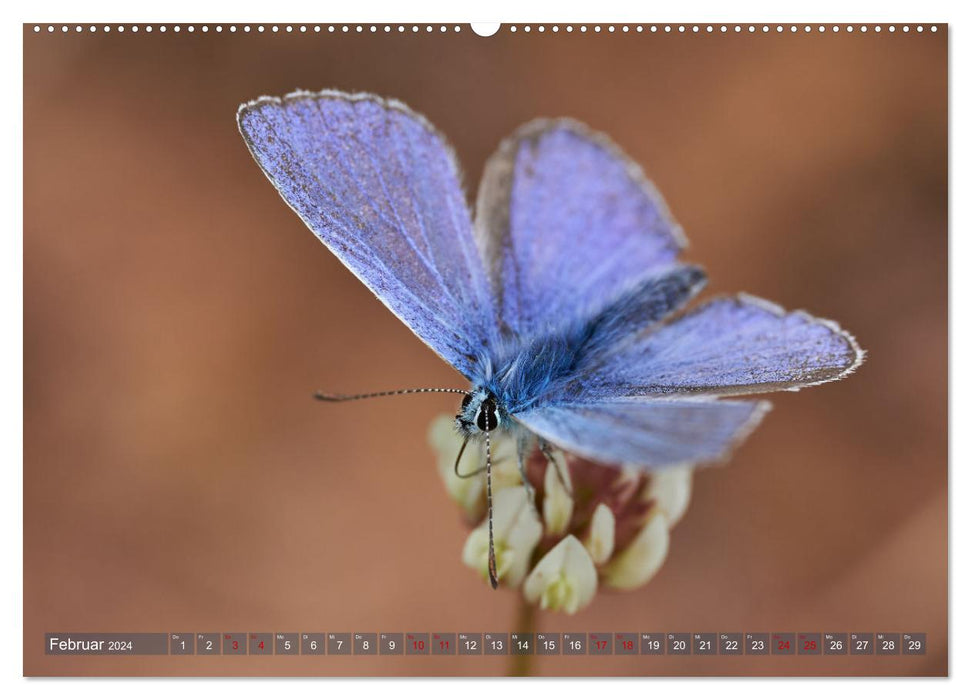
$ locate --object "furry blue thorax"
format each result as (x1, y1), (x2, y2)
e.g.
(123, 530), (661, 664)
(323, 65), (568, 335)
(469, 264), (710, 418)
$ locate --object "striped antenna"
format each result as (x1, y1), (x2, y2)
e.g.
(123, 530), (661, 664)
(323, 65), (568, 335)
(314, 387), (470, 401)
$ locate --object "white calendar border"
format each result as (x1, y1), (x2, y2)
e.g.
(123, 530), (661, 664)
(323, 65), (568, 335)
(1, 0), (964, 697)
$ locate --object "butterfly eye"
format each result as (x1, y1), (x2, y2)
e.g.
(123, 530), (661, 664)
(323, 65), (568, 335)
(476, 399), (499, 431)
(461, 394), (473, 409)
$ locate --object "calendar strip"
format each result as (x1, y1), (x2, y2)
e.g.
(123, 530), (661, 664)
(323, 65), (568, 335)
(45, 632), (927, 656)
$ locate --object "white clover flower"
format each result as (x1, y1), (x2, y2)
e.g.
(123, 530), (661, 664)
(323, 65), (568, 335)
(602, 506), (669, 590)
(584, 503), (615, 565)
(430, 414), (694, 614)
(642, 464), (692, 525)
(461, 486), (542, 587)
(523, 535), (597, 614)
(542, 457), (573, 535)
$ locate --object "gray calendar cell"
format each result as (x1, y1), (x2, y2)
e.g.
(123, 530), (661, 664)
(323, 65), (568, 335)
(667, 633), (691, 655)
(797, 633), (821, 655)
(170, 633), (194, 655)
(354, 633), (377, 655)
(693, 633), (716, 655)
(301, 633), (325, 655)
(484, 633), (508, 655)
(719, 633), (743, 655)
(249, 633), (272, 655)
(432, 633), (455, 655)
(589, 632), (612, 655)
(223, 633), (246, 655)
(640, 633), (664, 655)
(197, 633), (220, 656)
(876, 633), (900, 655)
(328, 632), (351, 655)
(511, 633), (533, 655)
(537, 633), (560, 655)
(771, 633), (795, 655)
(615, 633), (637, 655)
(563, 633), (586, 655)
(406, 632), (429, 655)
(379, 633), (403, 655)
(458, 633), (482, 655)
(824, 633), (848, 655)
(275, 633), (298, 655)
(902, 633), (926, 655)
(851, 633), (874, 655)
(745, 633), (769, 655)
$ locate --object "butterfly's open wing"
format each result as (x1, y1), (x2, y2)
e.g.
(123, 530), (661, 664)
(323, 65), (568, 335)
(516, 398), (770, 468)
(517, 294), (861, 467)
(571, 294), (864, 400)
(238, 91), (498, 378)
(476, 118), (861, 467)
(475, 119), (686, 339)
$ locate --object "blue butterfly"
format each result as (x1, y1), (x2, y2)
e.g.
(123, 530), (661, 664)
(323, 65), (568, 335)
(238, 90), (864, 587)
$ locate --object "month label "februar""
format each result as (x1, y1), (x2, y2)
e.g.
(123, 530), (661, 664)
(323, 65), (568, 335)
(46, 634), (169, 655)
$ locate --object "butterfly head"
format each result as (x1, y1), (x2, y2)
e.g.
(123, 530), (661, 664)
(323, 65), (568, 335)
(456, 388), (502, 436)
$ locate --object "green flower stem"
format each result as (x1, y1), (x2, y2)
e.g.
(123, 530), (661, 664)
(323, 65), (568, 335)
(508, 597), (537, 677)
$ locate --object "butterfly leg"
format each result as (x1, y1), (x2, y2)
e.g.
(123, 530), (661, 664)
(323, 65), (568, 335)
(540, 439), (573, 498)
(515, 432), (540, 515)
(453, 437), (488, 479)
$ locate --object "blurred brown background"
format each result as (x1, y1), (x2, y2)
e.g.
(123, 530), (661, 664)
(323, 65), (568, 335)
(23, 24), (947, 676)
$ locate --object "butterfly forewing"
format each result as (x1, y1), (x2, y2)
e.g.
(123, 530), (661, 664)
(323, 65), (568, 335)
(238, 91), (498, 379)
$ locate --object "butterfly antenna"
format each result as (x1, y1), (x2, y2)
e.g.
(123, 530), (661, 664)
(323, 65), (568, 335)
(314, 387), (470, 402)
(485, 428), (499, 589)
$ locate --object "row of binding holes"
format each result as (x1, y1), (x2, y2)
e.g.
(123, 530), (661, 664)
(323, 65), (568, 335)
(509, 25), (937, 33)
(33, 24), (939, 34)
(32, 25), (464, 33)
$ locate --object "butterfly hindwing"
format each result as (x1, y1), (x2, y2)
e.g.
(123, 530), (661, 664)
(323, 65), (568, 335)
(238, 91), (498, 378)
(573, 264), (707, 365)
(515, 398), (770, 468)
(569, 294), (864, 399)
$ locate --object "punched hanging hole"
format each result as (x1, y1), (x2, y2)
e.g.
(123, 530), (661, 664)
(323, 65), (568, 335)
(471, 23), (501, 37)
